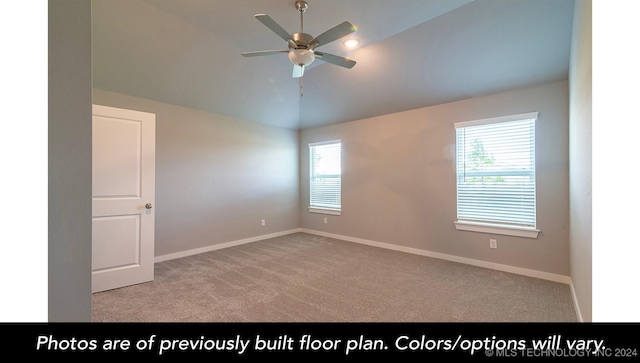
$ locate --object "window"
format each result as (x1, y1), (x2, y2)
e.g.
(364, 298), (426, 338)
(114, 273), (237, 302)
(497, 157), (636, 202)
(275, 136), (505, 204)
(454, 112), (539, 238)
(309, 140), (341, 215)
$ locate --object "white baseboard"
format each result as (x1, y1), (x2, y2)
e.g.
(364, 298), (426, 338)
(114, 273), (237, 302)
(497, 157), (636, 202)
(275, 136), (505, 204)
(301, 229), (572, 285)
(569, 280), (585, 322)
(154, 228), (302, 263)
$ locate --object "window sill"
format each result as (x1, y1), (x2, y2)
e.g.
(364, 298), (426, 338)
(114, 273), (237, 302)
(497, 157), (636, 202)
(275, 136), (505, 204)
(309, 207), (341, 216)
(454, 221), (539, 238)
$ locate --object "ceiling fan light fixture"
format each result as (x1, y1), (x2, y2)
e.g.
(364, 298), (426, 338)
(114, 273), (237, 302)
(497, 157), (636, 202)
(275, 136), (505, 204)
(288, 48), (315, 66)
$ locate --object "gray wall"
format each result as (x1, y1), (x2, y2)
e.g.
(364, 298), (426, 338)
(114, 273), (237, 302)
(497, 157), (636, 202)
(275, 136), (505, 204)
(569, 0), (592, 322)
(93, 89), (300, 257)
(301, 80), (570, 276)
(48, 0), (93, 322)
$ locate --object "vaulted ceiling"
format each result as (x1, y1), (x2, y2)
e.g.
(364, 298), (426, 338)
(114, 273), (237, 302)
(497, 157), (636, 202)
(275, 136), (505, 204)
(92, 0), (575, 129)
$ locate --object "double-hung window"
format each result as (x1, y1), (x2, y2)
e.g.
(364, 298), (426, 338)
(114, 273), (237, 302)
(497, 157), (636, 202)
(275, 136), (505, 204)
(454, 112), (539, 238)
(309, 140), (342, 215)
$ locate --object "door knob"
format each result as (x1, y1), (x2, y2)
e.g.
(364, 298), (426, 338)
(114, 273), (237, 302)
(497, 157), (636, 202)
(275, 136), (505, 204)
(145, 203), (153, 209)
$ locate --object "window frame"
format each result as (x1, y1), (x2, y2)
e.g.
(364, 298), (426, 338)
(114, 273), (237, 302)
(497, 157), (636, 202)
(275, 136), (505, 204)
(308, 140), (342, 216)
(453, 112), (540, 238)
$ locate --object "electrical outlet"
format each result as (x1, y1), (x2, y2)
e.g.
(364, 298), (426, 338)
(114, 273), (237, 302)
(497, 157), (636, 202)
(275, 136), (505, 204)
(324, 217), (328, 224)
(261, 219), (266, 226)
(490, 239), (497, 249)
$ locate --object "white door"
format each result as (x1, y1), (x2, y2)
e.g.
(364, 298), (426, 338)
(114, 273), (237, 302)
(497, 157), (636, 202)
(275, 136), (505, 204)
(92, 105), (156, 293)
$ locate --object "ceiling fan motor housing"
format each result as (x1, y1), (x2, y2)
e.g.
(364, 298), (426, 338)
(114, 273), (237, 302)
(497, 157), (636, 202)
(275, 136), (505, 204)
(291, 32), (314, 48)
(289, 32), (315, 66)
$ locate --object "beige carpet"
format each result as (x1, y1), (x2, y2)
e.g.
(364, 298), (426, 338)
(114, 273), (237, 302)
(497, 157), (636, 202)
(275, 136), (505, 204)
(92, 233), (577, 322)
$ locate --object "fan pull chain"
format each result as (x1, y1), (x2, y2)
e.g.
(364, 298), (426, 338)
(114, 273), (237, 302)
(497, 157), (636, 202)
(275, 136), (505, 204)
(299, 77), (304, 97)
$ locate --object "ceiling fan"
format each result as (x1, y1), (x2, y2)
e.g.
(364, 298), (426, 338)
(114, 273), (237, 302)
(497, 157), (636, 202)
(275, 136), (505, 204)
(241, 1), (357, 81)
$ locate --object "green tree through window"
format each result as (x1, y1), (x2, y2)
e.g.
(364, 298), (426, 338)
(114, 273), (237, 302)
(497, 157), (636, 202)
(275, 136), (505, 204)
(467, 139), (505, 183)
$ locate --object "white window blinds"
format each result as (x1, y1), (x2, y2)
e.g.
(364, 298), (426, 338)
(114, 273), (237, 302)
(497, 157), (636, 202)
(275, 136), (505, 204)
(455, 113), (537, 228)
(309, 140), (341, 212)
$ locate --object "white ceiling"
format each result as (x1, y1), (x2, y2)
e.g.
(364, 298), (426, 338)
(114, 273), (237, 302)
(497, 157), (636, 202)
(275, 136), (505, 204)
(92, 0), (575, 129)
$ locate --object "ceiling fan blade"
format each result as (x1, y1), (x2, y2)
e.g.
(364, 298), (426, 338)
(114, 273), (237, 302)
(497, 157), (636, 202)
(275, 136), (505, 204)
(308, 21), (356, 49)
(255, 14), (297, 47)
(292, 64), (305, 78)
(241, 50), (289, 57)
(314, 51), (356, 69)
